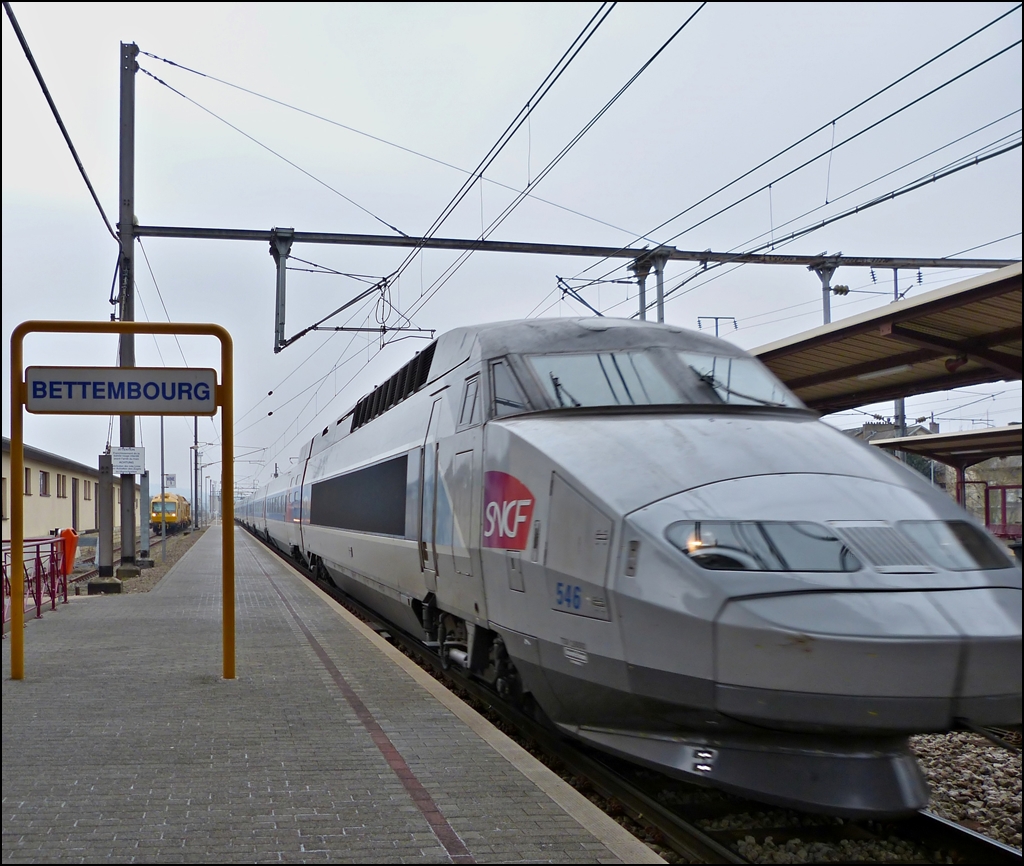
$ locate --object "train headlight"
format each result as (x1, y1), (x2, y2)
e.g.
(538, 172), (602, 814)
(686, 528), (716, 553)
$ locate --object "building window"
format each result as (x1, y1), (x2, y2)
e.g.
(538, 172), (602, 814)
(2, 476), (7, 520)
(40, 471), (51, 496)
(57, 473), (68, 498)
(25, 466), (32, 494)
(84, 479), (92, 500)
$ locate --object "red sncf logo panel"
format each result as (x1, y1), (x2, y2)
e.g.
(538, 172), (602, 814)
(483, 471), (534, 550)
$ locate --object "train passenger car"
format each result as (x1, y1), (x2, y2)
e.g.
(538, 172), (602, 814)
(254, 442), (313, 563)
(237, 318), (1022, 817)
(150, 492), (191, 534)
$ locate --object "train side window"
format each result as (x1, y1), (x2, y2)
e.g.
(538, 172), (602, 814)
(458, 374), (481, 428)
(490, 359), (528, 418)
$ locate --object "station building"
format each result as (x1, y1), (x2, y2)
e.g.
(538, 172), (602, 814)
(1, 437), (140, 542)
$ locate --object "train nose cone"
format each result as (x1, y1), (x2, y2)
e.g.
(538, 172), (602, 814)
(713, 589), (1021, 732)
(927, 589), (1022, 726)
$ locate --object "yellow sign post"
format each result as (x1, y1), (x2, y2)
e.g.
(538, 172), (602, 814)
(9, 321), (235, 679)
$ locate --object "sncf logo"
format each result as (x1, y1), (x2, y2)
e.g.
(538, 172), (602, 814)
(483, 471), (534, 550)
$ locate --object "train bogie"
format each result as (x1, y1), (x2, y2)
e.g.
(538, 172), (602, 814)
(237, 318), (1021, 818)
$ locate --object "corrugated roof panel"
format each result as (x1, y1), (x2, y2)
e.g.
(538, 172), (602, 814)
(756, 263), (1021, 413)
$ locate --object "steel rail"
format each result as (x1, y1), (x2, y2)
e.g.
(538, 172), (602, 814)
(69, 529), (192, 584)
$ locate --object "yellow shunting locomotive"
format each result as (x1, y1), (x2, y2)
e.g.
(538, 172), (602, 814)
(149, 493), (191, 534)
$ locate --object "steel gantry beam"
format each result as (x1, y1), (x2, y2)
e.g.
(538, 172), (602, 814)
(133, 225), (1017, 270)
(133, 223), (1020, 351)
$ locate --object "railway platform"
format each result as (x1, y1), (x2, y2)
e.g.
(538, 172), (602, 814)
(2, 525), (661, 864)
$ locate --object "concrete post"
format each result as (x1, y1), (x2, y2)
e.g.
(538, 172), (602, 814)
(89, 453), (121, 593)
(138, 470), (153, 567)
(116, 42), (140, 579)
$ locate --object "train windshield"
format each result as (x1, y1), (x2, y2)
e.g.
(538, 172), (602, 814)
(666, 520), (861, 572)
(899, 521), (1016, 570)
(679, 352), (802, 408)
(527, 351), (680, 408)
(151, 502), (175, 513)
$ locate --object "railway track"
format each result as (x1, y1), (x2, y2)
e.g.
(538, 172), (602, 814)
(69, 529), (192, 583)
(253, 530), (1022, 865)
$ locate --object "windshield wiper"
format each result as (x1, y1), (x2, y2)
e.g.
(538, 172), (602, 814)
(550, 373), (581, 407)
(689, 366), (788, 407)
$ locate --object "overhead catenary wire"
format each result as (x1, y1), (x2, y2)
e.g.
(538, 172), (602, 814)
(137, 66), (407, 236)
(636, 124), (1024, 315)
(386, 1), (620, 286)
(658, 35), (1023, 249)
(285, 256), (383, 284)
(657, 47), (1020, 258)
(546, 111), (1024, 320)
(138, 239), (192, 369)
(234, 294), (384, 438)
(138, 45), (653, 242)
(733, 140), (1021, 254)
(569, 4), (1023, 283)
(661, 227), (1022, 342)
(253, 0), (621, 347)
(135, 240), (222, 447)
(554, 125), (1022, 322)
(723, 119), (1023, 268)
(400, 2), (708, 327)
(3, 0), (118, 244)
(256, 327), (375, 470)
(535, 42), (1024, 319)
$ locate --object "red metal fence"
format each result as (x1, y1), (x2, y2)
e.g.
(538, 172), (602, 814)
(986, 484), (1023, 540)
(2, 536), (68, 636)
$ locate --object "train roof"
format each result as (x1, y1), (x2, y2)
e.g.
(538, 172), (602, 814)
(431, 317), (745, 379)
(342, 318), (753, 435)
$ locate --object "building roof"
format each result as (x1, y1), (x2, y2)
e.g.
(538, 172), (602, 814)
(754, 263), (1022, 414)
(2, 436), (100, 478)
(868, 424), (1022, 469)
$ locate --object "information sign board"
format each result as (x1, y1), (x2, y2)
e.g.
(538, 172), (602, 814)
(26, 366), (217, 415)
(111, 447), (146, 475)
(164, 474), (176, 487)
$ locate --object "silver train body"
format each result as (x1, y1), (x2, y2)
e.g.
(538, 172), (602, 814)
(237, 318), (1022, 817)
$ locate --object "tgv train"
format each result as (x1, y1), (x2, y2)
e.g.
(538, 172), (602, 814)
(150, 492), (191, 534)
(237, 318), (1021, 817)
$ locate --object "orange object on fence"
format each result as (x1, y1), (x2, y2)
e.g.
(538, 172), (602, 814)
(60, 528), (78, 576)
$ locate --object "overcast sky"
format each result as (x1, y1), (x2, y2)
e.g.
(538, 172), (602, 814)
(3, 2), (1021, 499)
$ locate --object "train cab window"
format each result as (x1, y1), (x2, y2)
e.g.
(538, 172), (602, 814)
(899, 521), (1015, 570)
(679, 352), (802, 408)
(458, 375), (481, 428)
(527, 351), (680, 408)
(490, 359), (529, 418)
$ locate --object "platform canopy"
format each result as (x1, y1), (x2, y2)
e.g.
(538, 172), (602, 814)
(868, 424), (1022, 469)
(754, 263), (1022, 414)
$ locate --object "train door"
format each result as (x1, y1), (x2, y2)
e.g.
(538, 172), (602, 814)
(435, 372), (487, 624)
(419, 398), (442, 591)
(544, 473), (613, 622)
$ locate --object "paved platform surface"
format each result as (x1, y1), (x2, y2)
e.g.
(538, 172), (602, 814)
(2, 525), (662, 864)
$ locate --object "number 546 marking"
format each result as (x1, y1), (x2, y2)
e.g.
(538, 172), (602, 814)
(556, 582), (582, 610)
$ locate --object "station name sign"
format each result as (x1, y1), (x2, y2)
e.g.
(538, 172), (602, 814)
(26, 366), (218, 416)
